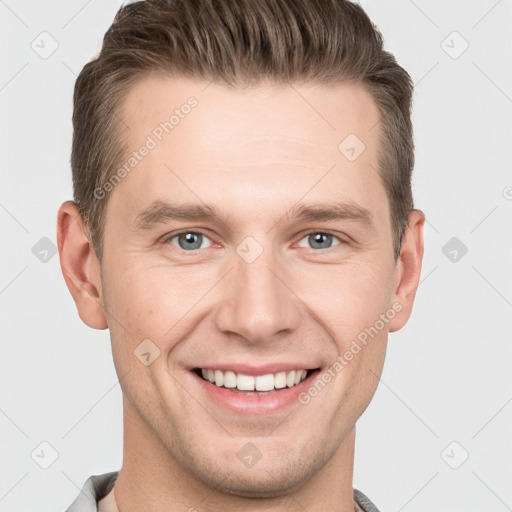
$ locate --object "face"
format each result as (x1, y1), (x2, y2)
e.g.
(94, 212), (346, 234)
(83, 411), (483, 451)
(60, 75), (423, 497)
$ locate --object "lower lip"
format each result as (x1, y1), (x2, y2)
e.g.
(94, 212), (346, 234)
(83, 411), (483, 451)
(190, 370), (320, 415)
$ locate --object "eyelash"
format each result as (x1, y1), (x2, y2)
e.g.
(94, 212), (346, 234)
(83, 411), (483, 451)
(162, 229), (345, 252)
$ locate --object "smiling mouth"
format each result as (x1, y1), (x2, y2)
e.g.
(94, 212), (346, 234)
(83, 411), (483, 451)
(193, 367), (319, 395)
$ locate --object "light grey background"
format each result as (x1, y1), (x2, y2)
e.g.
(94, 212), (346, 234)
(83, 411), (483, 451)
(1, 0), (511, 510)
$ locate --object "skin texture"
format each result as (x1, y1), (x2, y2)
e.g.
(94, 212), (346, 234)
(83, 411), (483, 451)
(57, 76), (424, 512)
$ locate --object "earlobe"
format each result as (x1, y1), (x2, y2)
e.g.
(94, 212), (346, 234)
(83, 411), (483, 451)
(388, 209), (425, 333)
(56, 201), (108, 330)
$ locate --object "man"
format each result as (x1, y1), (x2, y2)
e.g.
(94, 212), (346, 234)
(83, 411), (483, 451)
(57, 0), (424, 510)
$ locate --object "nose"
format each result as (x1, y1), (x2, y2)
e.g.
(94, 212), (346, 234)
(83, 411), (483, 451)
(214, 245), (301, 344)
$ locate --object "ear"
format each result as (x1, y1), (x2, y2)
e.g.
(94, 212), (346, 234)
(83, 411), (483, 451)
(56, 201), (108, 330)
(388, 209), (425, 332)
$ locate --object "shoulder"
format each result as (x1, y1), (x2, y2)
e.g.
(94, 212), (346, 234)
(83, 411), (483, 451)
(354, 488), (382, 512)
(64, 471), (119, 512)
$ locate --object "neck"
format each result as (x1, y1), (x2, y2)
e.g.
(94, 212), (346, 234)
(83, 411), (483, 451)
(113, 398), (357, 512)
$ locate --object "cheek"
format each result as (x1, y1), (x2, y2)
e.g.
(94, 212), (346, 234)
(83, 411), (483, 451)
(105, 261), (214, 356)
(298, 259), (395, 345)
(324, 264), (392, 403)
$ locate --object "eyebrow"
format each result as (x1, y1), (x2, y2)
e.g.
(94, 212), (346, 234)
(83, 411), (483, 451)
(132, 199), (375, 232)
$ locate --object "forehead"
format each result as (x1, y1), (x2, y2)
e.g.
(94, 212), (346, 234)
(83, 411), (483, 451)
(110, 75), (386, 228)
(120, 74), (380, 151)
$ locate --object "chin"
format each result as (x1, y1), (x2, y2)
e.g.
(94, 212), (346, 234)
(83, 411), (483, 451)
(207, 467), (311, 498)
(190, 445), (327, 499)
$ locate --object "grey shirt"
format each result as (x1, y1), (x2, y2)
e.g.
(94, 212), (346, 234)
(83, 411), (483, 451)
(65, 472), (382, 512)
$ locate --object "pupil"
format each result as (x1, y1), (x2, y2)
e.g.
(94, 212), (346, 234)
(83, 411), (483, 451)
(180, 232), (201, 250)
(310, 233), (331, 249)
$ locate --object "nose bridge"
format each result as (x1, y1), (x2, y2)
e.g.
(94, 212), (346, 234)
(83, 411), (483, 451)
(214, 238), (301, 343)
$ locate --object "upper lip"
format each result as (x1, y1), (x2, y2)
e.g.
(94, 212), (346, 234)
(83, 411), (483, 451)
(190, 363), (319, 376)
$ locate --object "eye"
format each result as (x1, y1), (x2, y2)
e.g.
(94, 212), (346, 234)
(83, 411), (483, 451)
(166, 231), (213, 251)
(297, 231), (343, 250)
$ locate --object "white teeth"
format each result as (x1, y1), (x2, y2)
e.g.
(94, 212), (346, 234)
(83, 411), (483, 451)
(199, 368), (308, 391)
(255, 374), (274, 391)
(274, 371), (287, 389)
(237, 373), (255, 390)
(223, 370), (237, 388)
(214, 370), (224, 387)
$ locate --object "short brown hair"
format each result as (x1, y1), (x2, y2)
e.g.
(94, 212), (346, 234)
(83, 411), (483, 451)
(71, 0), (414, 261)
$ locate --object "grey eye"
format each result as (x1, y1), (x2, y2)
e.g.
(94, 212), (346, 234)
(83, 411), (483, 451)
(297, 232), (341, 250)
(169, 232), (212, 251)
